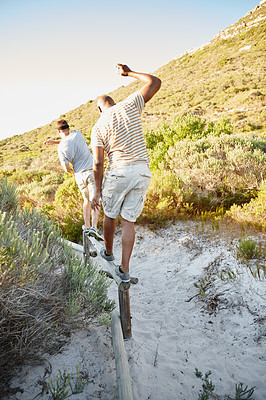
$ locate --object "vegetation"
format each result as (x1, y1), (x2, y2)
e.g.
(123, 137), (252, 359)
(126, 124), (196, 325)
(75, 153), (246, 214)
(143, 116), (265, 221)
(0, 3), (265, 397)
(0, 178), (114, 394)
(0, 3), (265, 240)
(195, 368), (256, 400)
(47, 362), (87, 399)
(237, 236), (262, 260)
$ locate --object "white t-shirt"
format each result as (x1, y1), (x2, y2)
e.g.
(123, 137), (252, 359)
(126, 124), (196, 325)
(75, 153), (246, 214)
(57, 130), (93, 173)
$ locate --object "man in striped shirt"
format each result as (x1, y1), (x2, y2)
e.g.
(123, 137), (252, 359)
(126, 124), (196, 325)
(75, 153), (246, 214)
(91, 64), (161, 282)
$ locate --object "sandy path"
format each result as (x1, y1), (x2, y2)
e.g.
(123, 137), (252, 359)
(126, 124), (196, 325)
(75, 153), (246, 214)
(107, 221), (266, 400)
(7, 221), (266, 400)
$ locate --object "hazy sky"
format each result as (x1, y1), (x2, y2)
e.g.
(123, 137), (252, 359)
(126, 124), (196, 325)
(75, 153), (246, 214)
(0, 0), (260, 140)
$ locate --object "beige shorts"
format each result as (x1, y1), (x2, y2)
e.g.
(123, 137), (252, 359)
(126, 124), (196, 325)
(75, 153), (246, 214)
(101, 163), (152, 222)
(75, 168), (95, 201)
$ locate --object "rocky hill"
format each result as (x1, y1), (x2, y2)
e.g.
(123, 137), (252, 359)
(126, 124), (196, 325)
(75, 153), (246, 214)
(0, 1), (265, 172)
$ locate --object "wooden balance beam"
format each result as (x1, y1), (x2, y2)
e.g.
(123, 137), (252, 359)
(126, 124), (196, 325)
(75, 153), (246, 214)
(87, 236), (132, 339)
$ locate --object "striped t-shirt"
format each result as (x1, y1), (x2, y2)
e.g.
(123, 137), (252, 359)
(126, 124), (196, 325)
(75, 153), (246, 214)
(91, 91), (149, 169)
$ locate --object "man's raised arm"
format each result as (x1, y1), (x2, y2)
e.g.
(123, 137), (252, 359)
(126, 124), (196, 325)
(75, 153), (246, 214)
(43, 139), (61, 145)
(116, 64), (161, 103)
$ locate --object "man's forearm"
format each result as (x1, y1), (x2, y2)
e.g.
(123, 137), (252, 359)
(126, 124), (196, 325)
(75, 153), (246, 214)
(64, 163), (74, 175)
(43, 139), (61, 145)
(93, 163), (103, 194)
(116, 64), (161, 103)
(93, 146), (104, 194)
(127, 70), (154, 84)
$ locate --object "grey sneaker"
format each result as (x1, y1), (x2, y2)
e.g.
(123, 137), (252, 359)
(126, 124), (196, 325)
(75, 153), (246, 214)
(115, 266), (131, 283)
(84, 226), (104, 241)
(86, 227), (103, 242)
(100, 248), (115, 262)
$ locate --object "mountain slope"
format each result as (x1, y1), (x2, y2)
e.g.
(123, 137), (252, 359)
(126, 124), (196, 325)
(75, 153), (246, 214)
(0, 1), (265, 171)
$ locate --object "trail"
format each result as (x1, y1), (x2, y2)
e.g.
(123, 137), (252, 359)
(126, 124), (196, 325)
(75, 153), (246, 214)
(106, 221), (266, 400)
(7, 221), (266, 400)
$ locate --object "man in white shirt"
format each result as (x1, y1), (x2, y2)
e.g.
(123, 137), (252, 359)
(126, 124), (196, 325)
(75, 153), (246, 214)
(44, 119), (102, 240)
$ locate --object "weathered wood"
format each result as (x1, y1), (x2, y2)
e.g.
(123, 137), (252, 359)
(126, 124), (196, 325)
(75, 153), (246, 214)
(64, 236), (133, 338)
(89, 236), (122, 285)
(82, 231), (97, 262)
(111, 310), (133, 400)
(63, 239), (83, 253)
(119, 289), (132, 339)
(63, 237), (122, 285)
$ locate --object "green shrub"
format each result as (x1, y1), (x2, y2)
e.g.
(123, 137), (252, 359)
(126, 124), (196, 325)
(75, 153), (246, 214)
(140, 170), (184, 224)
(20, 180), (54, 202)
(54, 177), (84, 241)
(9, 169), (46, 184)
(166, 133), (265, 209)
(227, 182), (266, 230)
(236, 237), (261, 260)
(0, 176), (19, 213)
(194, 368), (256, 399)
(0, 180), (113, 393)
(139, 129), (266, 222)
(145, 115), (233, 170)
(54, 176), (82, 211)
(41, 171), (64, 186)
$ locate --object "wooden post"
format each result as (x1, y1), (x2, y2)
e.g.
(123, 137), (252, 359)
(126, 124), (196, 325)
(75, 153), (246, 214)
(119, 288), (132, 339)
(111, 310), (133, 400)
(82, 229), (89, 265)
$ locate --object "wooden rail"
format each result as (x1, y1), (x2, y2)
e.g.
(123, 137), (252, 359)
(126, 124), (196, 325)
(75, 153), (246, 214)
(111, 310), (133, 400)
(89, 236), (122, 285)
(89, 236), (132, 339)
(65, 235), (133, 339)
(64, 236), (134, 398)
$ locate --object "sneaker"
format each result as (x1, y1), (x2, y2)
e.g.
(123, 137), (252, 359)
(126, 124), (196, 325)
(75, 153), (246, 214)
(115, 266), (131, 283)
(84, 227), (104, 241)
(100, 248), (115, 262)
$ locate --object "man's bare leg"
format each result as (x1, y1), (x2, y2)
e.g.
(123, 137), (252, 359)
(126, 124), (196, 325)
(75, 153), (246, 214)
(83, 199), (91, 229)
(91, 206), (100, 229)
(103, 215), (116, 255)
(120, 217), (135, 274)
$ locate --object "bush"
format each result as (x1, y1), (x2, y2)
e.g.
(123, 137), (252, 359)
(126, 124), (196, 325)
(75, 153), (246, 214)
(20, 180), (54, 202)
(0, 179), (114, 393)
(145, 115), (233, 170)
(0, 176), (19, 213)
(236, 237), (262, 260)
(139, 130), (266, 221)
(54, 176), (82, 211)
(139, 171), (184, 225)
(7, 169), (46, 184)
(227, 182), (266, 230)
(166, 133), (266, 209)
(54, 177), (84, 241)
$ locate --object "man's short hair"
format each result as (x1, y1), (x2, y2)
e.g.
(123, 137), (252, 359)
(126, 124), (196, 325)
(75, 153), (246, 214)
(57, 119), (69, 130)
(97, 95), (115, 108)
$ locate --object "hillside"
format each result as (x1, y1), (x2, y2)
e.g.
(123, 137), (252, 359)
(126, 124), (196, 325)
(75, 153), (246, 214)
(0, 1), (265, 172)
(0, 2), (265, 241)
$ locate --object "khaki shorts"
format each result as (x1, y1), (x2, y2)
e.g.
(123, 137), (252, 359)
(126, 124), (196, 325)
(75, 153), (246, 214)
(101, 163), (152, 222)
(75, 168), (95, 201)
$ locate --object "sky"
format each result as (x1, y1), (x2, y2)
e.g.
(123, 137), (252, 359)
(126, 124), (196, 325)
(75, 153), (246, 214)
(0, 0), (260, 141)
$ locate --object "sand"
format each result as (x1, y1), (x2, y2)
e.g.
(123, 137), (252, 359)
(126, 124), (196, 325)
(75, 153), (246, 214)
(7, 221), (266, 399)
